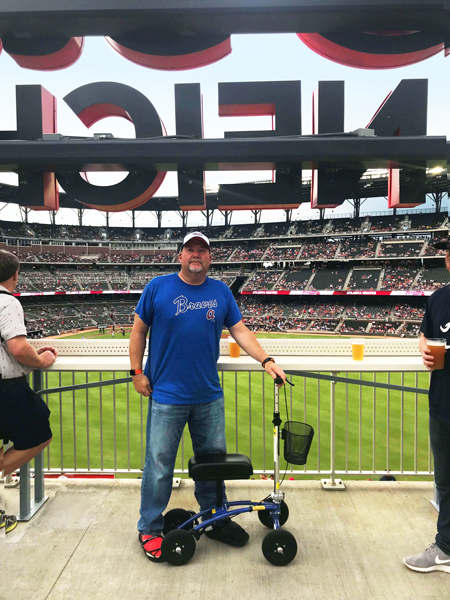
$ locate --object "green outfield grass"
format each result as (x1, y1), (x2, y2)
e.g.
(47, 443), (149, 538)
(44, 331), (430, 481)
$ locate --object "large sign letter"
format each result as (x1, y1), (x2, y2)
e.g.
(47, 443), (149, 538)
(0, 85), (59, 210)
(56, 82), (167, 212)
(2, 34), (84, 70)
(105, 35), (231, 70)
(367, 79), (428, 208)
(217, 81), (303, 210)
(175, 83), (205, 210)
(311, 81), (365, 209)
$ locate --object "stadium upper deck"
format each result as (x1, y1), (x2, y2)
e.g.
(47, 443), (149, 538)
(0, 210), (446, 245)
(1, 209), (446, 297)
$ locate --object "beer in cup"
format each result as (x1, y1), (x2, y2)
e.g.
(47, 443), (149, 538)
(426, 338), (446, 370)
(229, 336), (241, 358)
(351, 338), (365, 361)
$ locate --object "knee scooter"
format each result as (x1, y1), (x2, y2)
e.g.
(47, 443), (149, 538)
(160, 376), (314, 566)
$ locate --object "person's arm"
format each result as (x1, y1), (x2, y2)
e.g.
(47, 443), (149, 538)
(228, 320), (286, 385)
(129, 313), (152, 396)
(419, 332), (435, 370)
(6, 336), (56, 368)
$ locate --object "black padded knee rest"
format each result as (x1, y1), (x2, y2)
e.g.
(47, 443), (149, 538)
(188, 453), (253, 481)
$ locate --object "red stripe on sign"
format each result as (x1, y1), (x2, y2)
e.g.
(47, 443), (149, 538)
(105, 37), (231, 71)
(297, 33), (442, 69)
(8, 37), (84, 71)
(82, 170), (166, 212)
(78, 104), (132, 128)
(219, 103), (276, 117)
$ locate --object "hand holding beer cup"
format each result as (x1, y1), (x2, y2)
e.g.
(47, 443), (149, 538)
(424, 338), (446, 370)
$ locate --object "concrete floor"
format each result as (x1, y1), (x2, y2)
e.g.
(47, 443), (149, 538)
(1, 479), (450, 600)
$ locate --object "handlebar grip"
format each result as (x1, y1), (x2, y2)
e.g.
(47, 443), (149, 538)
(274, 376), (284, 385)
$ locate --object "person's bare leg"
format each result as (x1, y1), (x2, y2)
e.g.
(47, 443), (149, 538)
(3, 438), (52, 475)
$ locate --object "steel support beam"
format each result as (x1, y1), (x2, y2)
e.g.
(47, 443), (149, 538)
(0, 2), (446, 37)
(0, 136), (444, 171)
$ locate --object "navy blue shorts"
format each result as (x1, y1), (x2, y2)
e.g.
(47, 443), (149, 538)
(0, 377), (52, 450)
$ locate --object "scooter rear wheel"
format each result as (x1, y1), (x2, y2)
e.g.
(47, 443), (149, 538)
(163, 508), (196, 535)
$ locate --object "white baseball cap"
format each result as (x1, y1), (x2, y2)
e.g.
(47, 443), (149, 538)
(182, 231), (210, 249)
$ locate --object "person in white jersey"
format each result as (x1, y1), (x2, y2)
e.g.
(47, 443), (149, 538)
(0, 250), (57, 476)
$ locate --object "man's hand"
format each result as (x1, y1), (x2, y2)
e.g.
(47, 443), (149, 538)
(264, 361), (287, 387)
(39, 350), (57, 368)
(132, 373), (152, 397)
(37, 346), (58, 358)
(421, 347), (435, 371)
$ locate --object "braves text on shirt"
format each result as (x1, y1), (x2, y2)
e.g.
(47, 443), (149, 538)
(173, 295), (218, 317)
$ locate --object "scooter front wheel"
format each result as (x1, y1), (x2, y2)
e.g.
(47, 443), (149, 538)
(258, 497), (289, 528)
(161, 529), (196, 566)
(262, 529), (297, 566)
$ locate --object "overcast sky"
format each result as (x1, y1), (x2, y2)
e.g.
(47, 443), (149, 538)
(0, 33), (447, 229)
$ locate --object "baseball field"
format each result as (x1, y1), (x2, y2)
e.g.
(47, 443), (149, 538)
(41, 330), (431, 481)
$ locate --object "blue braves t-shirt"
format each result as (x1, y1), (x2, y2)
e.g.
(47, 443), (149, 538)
(135, 273), (242, 404)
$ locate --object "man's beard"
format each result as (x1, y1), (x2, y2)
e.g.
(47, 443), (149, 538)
(188, 263), (203, 274)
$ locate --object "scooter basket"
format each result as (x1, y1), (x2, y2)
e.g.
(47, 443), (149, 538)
(282, 421), (314, 465)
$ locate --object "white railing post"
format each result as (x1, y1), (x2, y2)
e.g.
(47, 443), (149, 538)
(322, 372), (345, 490)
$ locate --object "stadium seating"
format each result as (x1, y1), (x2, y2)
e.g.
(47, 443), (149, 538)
(242, 270), (283, 291)
(345, 303), (391, 320)
(413, 266), (450, 290)
(231, 241), (270, 261)
(347, 269), (381, 290)
(300, 241), (339, 260)
(337, 239), (376, 259)
(308, 268), (349, 291)
(264, 245), (303, 261)
(380, 266), (419, 290)
(2, 208), (446, 340)
(277, 269), (313, 291)
(378, 241), (424, 258)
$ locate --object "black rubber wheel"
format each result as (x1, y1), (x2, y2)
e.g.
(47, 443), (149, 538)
(163, 508), (195, 535)
(258, 498), (289, 529)
(262, 529), (297, 566)
(161, 529), (196, 566)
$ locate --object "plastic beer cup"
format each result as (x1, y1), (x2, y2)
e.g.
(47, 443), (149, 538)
(229, 336), (241, 358)
(427, 338), (446, 370)
(351, 338), (365, 361)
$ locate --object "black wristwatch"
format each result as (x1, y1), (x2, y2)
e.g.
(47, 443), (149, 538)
(261, 357), (275, 369)
(130, 369), (143, 376)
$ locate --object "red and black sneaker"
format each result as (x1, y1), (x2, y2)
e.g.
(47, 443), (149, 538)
(139, 533), (165, 562)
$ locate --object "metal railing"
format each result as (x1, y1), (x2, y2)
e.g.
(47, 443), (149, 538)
(28, 367), (431, 480)
(16, 337), (431, 519)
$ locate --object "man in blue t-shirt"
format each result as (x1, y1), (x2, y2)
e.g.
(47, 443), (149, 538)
(129, 231), (286, 562)
(404, 236), (450, 573)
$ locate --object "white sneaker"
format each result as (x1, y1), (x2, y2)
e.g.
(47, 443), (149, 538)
(404, 543), (450, 573)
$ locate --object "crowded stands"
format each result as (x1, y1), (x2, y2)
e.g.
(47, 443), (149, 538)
(1, 208), (445, 339)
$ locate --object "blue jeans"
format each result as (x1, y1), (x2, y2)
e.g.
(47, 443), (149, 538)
(430, 415), (450, 555)
(138, 395), (227, 535)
